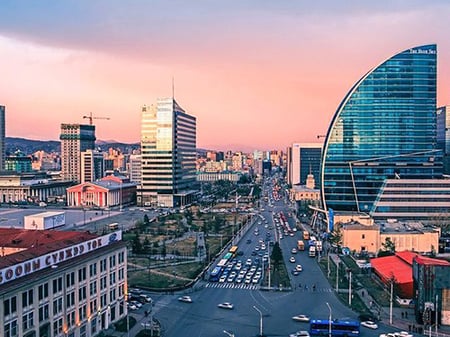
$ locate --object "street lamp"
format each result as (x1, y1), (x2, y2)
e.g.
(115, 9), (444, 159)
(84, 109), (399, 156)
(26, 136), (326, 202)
(253, 305), (263, 337)
(326, 302), (332, 337)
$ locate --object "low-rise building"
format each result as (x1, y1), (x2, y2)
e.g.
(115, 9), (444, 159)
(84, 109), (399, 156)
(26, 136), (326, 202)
(0, 228), (127, 337)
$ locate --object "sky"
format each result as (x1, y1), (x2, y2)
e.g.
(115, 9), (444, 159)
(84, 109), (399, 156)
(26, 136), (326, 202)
(1, 1), (450, 151)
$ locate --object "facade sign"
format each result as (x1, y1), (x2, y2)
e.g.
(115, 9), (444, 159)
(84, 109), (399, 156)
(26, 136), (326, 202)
(0, 231), (122, 285)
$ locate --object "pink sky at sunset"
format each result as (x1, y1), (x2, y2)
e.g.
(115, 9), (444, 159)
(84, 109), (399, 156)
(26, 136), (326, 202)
(1, 1), (450, 151)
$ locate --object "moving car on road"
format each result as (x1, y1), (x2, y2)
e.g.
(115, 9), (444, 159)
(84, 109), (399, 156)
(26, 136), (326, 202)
(290, 331), (310, 337)
(292, 314), (310, 322)
(178, 296), (193, 303)
(360, 321), (378, 329)
(217, 302), (234, 310)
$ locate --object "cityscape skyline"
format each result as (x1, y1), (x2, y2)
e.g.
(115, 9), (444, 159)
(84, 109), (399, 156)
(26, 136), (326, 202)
(1, 1), (450, 151)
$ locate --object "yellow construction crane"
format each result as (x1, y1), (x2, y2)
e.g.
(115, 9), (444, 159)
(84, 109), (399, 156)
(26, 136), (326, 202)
(83, 112), (110, 125)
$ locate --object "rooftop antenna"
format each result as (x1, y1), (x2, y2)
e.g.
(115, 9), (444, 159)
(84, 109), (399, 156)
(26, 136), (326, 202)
(172, 76), (175, 100)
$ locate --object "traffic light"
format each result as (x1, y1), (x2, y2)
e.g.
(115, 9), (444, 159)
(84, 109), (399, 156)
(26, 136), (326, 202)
(422, 309), (431, 324)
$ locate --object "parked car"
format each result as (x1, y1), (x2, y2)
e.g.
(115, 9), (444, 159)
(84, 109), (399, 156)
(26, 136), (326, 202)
(290, 256), (296, 263)
(139, 294), (153, 303)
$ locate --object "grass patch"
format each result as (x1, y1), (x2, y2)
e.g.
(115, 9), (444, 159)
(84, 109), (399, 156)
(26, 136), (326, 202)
(262, 259), (291, 288)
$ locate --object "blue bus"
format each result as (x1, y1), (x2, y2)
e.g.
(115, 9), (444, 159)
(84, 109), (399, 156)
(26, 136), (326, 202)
(310, 319), (360, 337)
(209, 266), (223, 282)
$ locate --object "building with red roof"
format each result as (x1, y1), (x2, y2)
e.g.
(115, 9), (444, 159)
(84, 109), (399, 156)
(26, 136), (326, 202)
(370, 251), (418, 298)
(0, 228), (127, 337)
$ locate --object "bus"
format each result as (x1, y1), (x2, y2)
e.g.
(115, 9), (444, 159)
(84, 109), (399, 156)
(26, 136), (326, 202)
(303, 231), (310, 240)
(229, 245), (239, 256)
(217, 252), (234, 267)
(209, 266), (223, 282)
(108, 223), (119, 230)
(309, 319), (360, 337)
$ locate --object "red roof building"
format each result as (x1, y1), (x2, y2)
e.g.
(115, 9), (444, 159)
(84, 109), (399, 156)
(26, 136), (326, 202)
(370, 251), (419, 298)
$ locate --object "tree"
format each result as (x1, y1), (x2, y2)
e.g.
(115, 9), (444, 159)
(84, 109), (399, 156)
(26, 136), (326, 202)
(379, 237), (395, 257)
(143, 214), (150, 225)
(270, 242), (283, 270)
(328, 226), (343, 250)
(131, 234), (143, 254)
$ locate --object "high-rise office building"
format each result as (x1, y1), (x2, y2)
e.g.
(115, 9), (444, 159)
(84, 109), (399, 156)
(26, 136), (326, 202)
(60, 124), (96, 183)
(128, 154), (142, 184)
(437, 105), (450, 174)
(140, 98), (197, 208)
(287, 143), (322, 188)
(0, 106), (5, 170)
(80, 149), (105, 183)
(321, 44), (442, 213)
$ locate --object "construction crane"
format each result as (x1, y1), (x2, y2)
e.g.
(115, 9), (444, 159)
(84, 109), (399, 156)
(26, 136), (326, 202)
(82, 112), (110, 125)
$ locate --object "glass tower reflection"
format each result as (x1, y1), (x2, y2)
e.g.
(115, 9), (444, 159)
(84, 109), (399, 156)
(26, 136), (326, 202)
(321, 44), (442, 212)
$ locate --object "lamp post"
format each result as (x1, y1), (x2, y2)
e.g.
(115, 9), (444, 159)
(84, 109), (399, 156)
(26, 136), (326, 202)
(253, 305), (263, 337)
(326, 302), (332, 337)
(389, 280), (393, 324)
(348, 270), (352, 306)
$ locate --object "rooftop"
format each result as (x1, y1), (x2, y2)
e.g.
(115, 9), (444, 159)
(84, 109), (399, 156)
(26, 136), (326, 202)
(0, 228), (97, 269)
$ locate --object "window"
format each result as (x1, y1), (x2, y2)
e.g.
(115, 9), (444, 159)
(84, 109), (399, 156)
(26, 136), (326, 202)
(118, 268), (124, 281)
(4, 296), (17, 316)
(4, 320), (18, 337)
(109, 255), (116, 268)
(80, 324), (87, 337)
(53, 318), (63, 336)
(100, 276), (107, 290)
(38, 283), (49, 300)
(53, 277), (63, 294)
(109, 289), (116, 302)
(78, 267), (87, 282)
(90, 281), (97, 296)
(89, 263), (97, 277)
(110, 272), (116, 286)
(78, 304), (87, 321)
(101, 294), (107, 307)
(66, 272), (75, 287)
(78, 286), (87, 301)
(118, 251), (125, 264)
(67, 311), (75, 328)
(91, 316), (97, 334)
(100, 259), (107, 273)
(90, 299), (98, 316)
(66, 291), (75, 308)
(38, 304), (49, 321)
(362, 234), (365, 239)
(53, 297), (63, 315)
(22, 311), (34, 331)
(22, 290), (33, 308)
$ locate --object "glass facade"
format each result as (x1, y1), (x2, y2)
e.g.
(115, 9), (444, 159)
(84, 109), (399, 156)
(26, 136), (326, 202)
(321, 44), (442, 212)
(140, 98), (197, 207)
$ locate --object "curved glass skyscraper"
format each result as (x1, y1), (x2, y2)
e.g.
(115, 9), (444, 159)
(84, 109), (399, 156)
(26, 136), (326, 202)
(321, 44), (442, 213)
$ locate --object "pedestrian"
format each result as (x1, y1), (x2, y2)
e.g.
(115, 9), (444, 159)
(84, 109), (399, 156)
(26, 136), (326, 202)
(361, 290), (364, 297)
(299, 282), (301, 289)
(405, 311), (408, 318)
(401, 312), (404, 319)
(305, 284), (308, 290)
(313, 284), (316, 291)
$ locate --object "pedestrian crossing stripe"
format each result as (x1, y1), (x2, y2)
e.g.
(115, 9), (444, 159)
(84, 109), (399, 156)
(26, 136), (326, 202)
(205, 283), (333, 292)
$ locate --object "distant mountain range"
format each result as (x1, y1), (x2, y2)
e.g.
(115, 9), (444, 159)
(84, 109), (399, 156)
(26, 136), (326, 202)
(5, 137), (140, 155)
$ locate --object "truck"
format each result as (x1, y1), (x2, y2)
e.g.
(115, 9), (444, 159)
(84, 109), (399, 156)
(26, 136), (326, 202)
(24, 211), (65, 230)
(316, 241), (323, 252)
(303, 230), (310, 240)
(297, 240), (305, 251)
(308, 246), (316, 257)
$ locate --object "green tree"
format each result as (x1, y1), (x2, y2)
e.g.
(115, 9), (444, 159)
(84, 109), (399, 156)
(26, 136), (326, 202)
(329, 226), (343, 249)
(379, 237), (395, 257)
(270, 242), (283, 270)
(131, 234), (143, 254)
(143, 214), (150, 224)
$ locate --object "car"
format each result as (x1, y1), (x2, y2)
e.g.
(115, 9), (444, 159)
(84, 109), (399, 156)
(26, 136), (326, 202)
(178, 295), (193, 303)
(246, 239), (252, 244)
(217, 302), (234, 310)
(290, 256), (296, 263)
(131, 300), (142, 308)
(291, 248), (298, 254)
(127, 302), (138, 310)
(291, 269), (299, 276)
(289, 331), (311, 337)
(292, 314), (310, 322)
(139, 294), (153, 303)
(219, 275), (227, 283)
(361, 321), (378, 329)
(295, 264), (303, 272)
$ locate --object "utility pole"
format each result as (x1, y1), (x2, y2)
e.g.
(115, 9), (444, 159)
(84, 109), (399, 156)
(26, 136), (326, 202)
(348, 270), (352, 306)
(389, 280), (393, 324)
(335, 261), (339, 292)
(326, 302), (332, 337)
(253, 306), (263, 337)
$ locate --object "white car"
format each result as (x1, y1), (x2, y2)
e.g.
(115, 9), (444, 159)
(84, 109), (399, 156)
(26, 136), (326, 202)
(290, 256), (296, 263)
(295, 264), (303, 272)
(178, 296), (192, 303)
(127, 302), (137, 310)
(291, 248), (298, 254)
(131, 300), (142, 308)
(292, 314), (310, 322)
(361, 321), (378, 329)
(217, 302), (234, 310)
(289, 331), (310, 337)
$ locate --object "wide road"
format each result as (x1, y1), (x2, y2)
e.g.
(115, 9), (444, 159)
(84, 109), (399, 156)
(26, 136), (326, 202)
(154, 193), (388, 337)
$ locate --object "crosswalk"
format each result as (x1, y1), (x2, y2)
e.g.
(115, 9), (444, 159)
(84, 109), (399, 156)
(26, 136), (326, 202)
(205, 282), (333, 292)
(205, 282), (260, 290)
